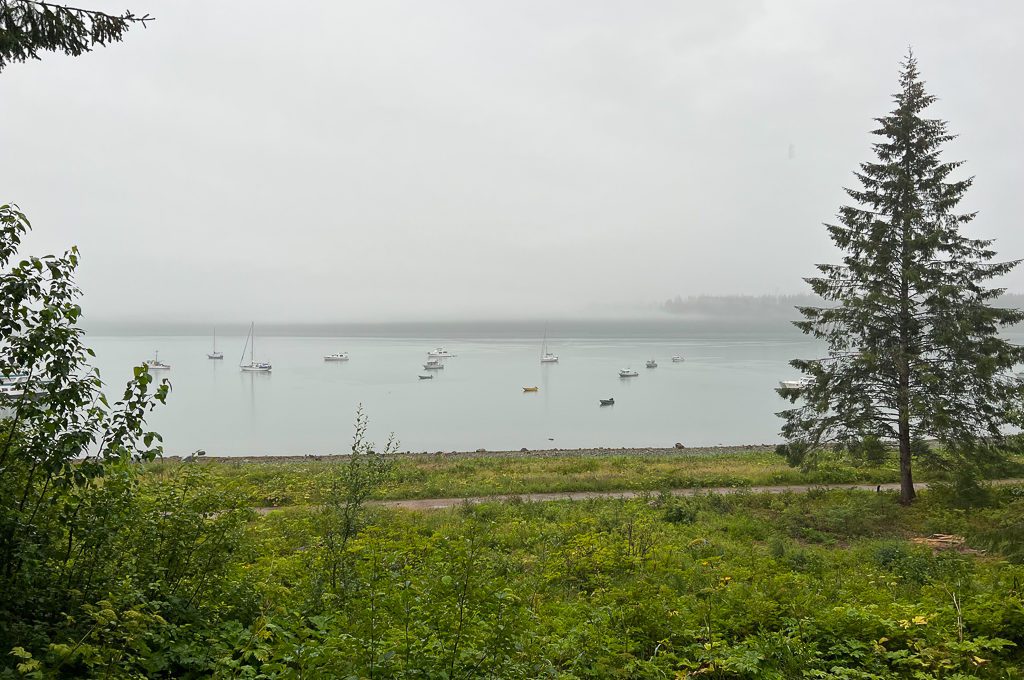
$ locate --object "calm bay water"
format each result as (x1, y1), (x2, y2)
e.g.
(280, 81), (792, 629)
(85, 320), (824, 455)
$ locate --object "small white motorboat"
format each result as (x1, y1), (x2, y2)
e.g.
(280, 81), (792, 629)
(0, 374), (44, 399)
(324, 352), (350, 362)
(0, 384), (45, 399)
(671, 355), (685, 363)
(779, 377), (813, 390)
(619, 369), (639, 377)
(646, 359), (658, 368)
(144, 351), (170, 371)
(427, 347), (454, 358)
(423, 358), (445, 370)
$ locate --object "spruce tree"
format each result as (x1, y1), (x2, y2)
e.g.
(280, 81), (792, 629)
(778, 51), (1024, 504)
(0, 1), (152, 72)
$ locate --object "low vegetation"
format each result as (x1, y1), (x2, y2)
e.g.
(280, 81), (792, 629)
(7, 455), (1024, 677)
(144, 446), (1024, 509)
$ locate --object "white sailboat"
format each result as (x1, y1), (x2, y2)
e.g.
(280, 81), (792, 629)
(208, 328), (223, 360)
(540, 327), (558, 363)
(239, 322), (272, 372)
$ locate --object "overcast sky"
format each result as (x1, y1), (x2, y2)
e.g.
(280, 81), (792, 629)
(1, 1), (1022, 322)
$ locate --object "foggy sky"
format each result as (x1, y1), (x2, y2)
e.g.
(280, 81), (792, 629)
(1, 1), (1022, 322)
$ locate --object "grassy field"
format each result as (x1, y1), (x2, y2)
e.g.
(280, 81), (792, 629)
(182, 478), (1024, 677)
(144, 446), (1024, 507)
(13, 446), (1024, 677)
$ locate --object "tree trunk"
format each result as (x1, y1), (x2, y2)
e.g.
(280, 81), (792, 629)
(897, 413), (915, 504)
(898, 239), (915, 504)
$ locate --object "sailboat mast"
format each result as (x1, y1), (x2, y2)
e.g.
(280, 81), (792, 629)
(251, 323), (255, 363)
(239, 323), (252, 366)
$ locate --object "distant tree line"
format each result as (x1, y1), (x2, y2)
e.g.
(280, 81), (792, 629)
(662, 293), (1024, 321)
(661, 294), (824, 319)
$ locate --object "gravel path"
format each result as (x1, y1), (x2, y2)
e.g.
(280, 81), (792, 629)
(253, 478), (1023, 514)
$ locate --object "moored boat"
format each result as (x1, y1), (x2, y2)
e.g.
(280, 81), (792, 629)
(423, 358), (445, 370)
(619, 369), (638, 377)
(428, 347), (454, 358)
(208, 328), (223, 359)
(239, 322), (272, 372)
(0, 374), (46, 399)
(671, 355), (684, 363)
(523, 386), (539, 392)
(599, 398), (614, 406)
(241, 362), (272, 372)
(645, 359), (657, 368)
(418, 374), (433, 380)
(778, 377), (812, 390)
(540, 327), (558, 363)
(324, 352), (350, 362)
(144, 351), (170, 370)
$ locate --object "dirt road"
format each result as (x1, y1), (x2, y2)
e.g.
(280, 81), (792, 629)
(253, 478), (1022, 513)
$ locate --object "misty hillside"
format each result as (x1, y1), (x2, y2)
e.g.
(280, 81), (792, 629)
(661, 293), (1024, 319)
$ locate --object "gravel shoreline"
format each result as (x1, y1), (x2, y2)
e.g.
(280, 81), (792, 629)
(182, 444), (779, 464)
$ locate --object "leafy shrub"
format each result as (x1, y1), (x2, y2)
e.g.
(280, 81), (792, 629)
(662, 497), (698, 524)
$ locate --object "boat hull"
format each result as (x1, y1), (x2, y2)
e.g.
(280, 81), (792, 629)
(779, 379), (811, 390)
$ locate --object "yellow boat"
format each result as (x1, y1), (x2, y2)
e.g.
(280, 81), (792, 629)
(522, 386), (539, 392)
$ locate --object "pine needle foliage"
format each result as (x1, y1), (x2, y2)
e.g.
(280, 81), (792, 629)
(0, 0), (151, 72)
(778, 51), (1024, 504)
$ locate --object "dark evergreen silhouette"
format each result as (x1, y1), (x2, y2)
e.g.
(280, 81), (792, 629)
(0, 0), (151, 71)
(778, 51), (1024, 503)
